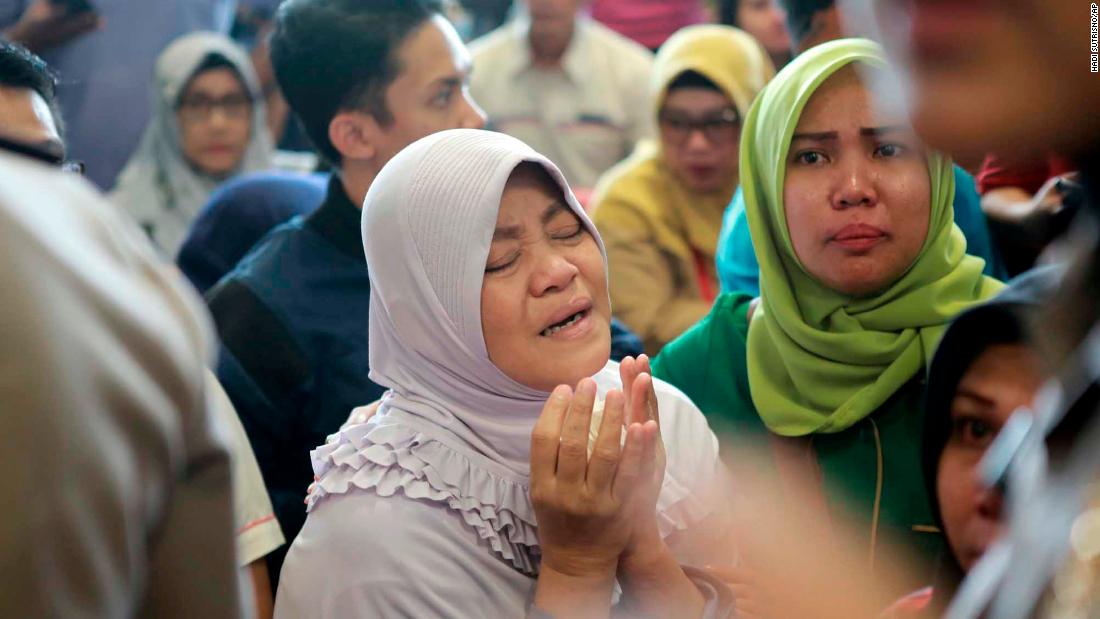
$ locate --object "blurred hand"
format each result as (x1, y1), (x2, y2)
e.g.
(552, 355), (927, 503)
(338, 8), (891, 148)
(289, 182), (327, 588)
(4, 0), (102, 53)
(1030, 173), (1074, 215)
(703, 564), (779, 619)
(1017, 172), (1080, 245)
(530, 378), (659, 578)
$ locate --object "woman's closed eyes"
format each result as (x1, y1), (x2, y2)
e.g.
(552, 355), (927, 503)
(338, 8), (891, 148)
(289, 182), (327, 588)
(485, 212), (588, 275)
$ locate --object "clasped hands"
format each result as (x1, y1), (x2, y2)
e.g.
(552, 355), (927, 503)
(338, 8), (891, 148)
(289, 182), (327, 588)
(529, 355), (667, 584)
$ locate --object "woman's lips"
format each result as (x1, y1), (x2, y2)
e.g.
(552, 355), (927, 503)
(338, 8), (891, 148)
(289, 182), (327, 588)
(539, 308), (594, 341)
(831, 224), (888, 251)
(687, 165), (715, 179)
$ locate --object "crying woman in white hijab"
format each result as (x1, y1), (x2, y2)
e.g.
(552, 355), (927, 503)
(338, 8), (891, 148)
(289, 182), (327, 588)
(274, 129), (737, 619)
(111, 32), (274, 258)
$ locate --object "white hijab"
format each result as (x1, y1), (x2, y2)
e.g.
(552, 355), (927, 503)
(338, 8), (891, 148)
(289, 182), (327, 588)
(111, 32), (273, 257)
(309, 129), (721, 574)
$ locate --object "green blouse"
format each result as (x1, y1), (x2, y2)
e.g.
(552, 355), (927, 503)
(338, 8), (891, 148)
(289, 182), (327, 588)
(652, 292), (947, 593)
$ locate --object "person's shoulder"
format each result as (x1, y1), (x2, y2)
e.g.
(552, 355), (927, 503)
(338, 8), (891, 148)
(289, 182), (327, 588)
(468, 21), (519, 60)
(207, 214), (326, 313)
(590, 145), (662, 219)
(652, 293), (752, 391)
(0, 154), (212, 364)
(662, 292), (753, 357)
(583, 17), (654, 64)
(307, 491), (458, 551)
(232, 216), (310, 272)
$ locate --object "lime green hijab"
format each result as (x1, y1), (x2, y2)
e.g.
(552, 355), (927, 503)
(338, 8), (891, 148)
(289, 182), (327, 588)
(743, 38), (1003, 437)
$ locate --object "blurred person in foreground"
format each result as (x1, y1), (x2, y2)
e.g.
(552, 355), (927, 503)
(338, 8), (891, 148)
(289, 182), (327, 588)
(0, 38), (287, 618)
(846, 0), (1100, 615)
(0, 38), (63, 159)
(0, 116), (242, 618)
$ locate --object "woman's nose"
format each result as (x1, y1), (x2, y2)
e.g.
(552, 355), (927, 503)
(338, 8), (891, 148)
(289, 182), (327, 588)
(206, 108), (233, 130)
(530, 250), (578, 296)
(683, 128), (711, 152)
(833, 164), (878, 209)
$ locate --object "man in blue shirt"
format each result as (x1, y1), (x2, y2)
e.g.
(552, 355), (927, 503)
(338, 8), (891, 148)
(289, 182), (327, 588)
(205, 0), (487, 583)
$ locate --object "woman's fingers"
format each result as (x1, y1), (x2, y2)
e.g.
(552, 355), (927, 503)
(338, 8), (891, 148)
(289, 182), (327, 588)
(555, 378), (597, 486)
(530, 385), (573, 485)
(612, 422), (655, 501)
(619, 356), (636, 412)
(636, 355), (661, 427)
(586, 389), (624, 490)
(636, 420), (658, 484)
(630, 372), (656, 427)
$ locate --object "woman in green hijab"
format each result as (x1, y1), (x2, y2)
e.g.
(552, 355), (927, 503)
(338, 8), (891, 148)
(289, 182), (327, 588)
(652, 38), (1003, 592)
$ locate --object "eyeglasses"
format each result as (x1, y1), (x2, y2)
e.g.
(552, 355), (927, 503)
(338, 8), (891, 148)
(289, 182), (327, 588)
(176, 94), (252, 122)
(657, 108), (741, 145)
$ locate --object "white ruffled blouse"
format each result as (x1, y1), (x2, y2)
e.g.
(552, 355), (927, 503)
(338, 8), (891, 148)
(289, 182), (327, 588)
(274, 376), (731, 617)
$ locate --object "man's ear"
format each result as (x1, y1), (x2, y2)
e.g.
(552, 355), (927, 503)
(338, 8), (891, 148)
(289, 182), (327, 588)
(328, 110), (380, 161)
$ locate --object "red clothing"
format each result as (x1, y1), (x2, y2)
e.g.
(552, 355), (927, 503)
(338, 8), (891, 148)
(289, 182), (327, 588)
(976, 154), (1076, 195)
(588, 0), (707, 49)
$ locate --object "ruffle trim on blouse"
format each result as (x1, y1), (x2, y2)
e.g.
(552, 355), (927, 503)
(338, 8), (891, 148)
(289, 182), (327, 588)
(307, 420), (711, 575)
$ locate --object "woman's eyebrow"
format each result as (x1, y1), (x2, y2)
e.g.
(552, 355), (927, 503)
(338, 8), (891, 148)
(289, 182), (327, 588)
(492, 224), (523, 241)
(952, 387), (997, 410)
(790, 130), (837, 142)
(492, 202), (572, 240)
(540, 200), (571, 225)
(859, 125), (909, 137)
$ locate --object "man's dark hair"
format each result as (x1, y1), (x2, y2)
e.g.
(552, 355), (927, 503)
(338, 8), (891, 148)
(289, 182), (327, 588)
(779, 0), (835, 47)
(0, 39), (63, 137)
(270, 0), (444, 165)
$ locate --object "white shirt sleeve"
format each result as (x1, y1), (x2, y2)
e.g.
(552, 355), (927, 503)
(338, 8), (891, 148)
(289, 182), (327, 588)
(206, 370), (286, 566)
